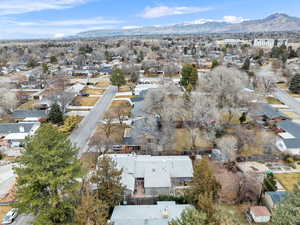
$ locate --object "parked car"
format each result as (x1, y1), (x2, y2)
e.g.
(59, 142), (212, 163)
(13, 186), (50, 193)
(112, 145), (123, 152)
(79, 93), (90, 97)
(2, 208), (18, 224)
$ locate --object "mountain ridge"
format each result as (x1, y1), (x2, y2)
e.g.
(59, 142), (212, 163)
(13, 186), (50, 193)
(75, 13), (300, 38)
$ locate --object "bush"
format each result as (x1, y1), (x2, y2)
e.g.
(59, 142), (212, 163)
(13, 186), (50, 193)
(158, 195), (188, 204)
(286, 157), (294, 164)
(59, 116), (82, 134)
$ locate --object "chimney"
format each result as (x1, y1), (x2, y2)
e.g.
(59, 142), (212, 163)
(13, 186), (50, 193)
(161, 208), (169, 219)
(19, 126), (25, 133)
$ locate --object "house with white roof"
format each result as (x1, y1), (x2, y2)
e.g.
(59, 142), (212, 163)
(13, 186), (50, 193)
(276, 120), (300, 155)
(110, 201), (191, 225)
(0, 123), (40, 147)
(102, 154), (193, 197)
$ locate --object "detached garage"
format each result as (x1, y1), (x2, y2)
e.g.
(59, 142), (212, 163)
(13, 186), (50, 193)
(250, 206), (271, 223)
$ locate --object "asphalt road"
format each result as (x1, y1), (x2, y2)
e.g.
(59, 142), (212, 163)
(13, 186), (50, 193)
(11, 86), (117, 225)
(69, 85), (117, 156)
(274, 88), (300, 115)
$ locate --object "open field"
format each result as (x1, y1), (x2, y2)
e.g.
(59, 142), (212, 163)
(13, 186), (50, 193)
(175, 128), (213, 151)
(96, 80), (110, 89)
(71, 96), (100, 106)
(107, 100), (132, 117)
(82, 88), (105, 95)
(275, 172), (300, 192)
(266, 96), (283, 105)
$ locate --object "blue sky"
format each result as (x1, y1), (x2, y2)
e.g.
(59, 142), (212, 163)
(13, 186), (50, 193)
(0, 0), (300, 39)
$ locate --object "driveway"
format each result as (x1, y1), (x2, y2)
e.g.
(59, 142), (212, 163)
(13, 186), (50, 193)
(274, 88), (300, 115)
(69, 85), (117, 156)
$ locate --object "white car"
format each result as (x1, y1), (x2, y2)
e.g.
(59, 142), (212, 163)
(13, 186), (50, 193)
(2, 208), (18, 224)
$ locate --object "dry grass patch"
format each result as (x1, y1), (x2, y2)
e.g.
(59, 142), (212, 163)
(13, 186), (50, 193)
(283, 111), (300, 120)
(118, 86), (132, 92)
(82, 88), (105, 95)
(80, 152), (99, 170)
(96, 80), (110, 88)
(115, 95), (138, 99)
(71, 96), (99, 106)
(218, 204), (250, 225)
(175, 128), (213, 151)
(17, 99), (37, 110)
(0, 206), (12, 222)
(94, 124), (126, 144)
(277, 83), (288, 89)
(275, 173), (300, 192)
(266, 96), (283, 105)
(108, 100), (132, 117)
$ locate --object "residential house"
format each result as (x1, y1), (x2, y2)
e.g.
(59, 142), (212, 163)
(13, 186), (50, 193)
(276, 120), (300, 155)
(110, 201), (191, 225)
(11, 110), (47, 122)
(102, 154), (193, 197)
(255, 104), (290, 126)
(0, 123), (40, 147)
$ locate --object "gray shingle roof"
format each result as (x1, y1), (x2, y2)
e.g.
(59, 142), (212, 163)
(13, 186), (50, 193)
(110, 202), (191, 225)
(283, 138), (300, 148)
(12, 110), (47, 119)
(277, 120), (300, 138)
(0, 123), (35, 135)
(259, 104), (289, 120)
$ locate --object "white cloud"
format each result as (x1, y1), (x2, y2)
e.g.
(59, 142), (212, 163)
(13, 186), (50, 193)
(223, 16), (247, 23)
(6, 17), (123, 26)
(54, 33), (65, 38)
(0, 0), (92, 15)
(122, 25), (141, 30)
(185, 16), (248, 25)
(141, 6), (212, 18)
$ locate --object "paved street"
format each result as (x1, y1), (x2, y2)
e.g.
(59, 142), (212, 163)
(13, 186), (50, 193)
(274, 88), (300, 115)
(69, 85), (117, 156)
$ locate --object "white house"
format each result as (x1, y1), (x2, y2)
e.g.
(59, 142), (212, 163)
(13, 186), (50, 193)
(253, 39), (288, 49)
(276, 120), (300, 155)
(0, 123), (40, 147)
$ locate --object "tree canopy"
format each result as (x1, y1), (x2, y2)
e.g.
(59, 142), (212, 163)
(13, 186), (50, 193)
(91, 155), (124, 208)
(180, 64), (198, 88)
(110, 68), (126, 90)
(48, 103), (64, 124)
(289, 73), (300, 94)
(14, 124), (82, 225)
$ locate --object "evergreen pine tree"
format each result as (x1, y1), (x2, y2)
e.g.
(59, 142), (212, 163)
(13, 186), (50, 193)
(169, 208), (208, 225)
(289, 73), (300, 94)
(263, 172), (278, 192)
(48, 103), (64, 124)
(13, 124), (82, 225)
